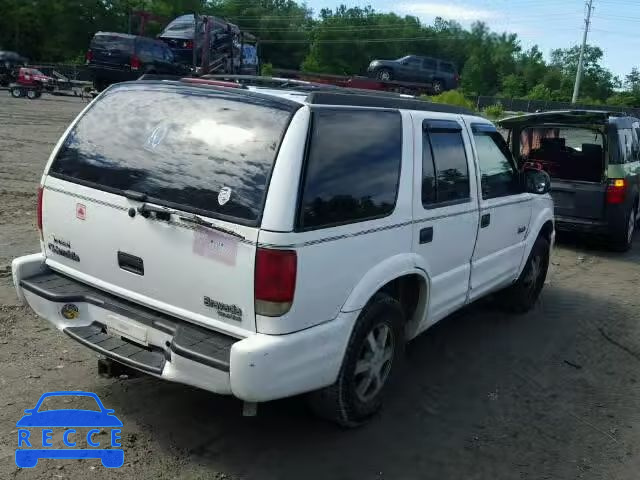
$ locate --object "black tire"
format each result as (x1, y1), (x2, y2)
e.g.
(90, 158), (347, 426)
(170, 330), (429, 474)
(26, 89), (38, 100)
(611, 202), (637, 252)
(10, 87), (24, 98)
(500, 235), (550, 314)
(376, 68), (393, 82)
(308, 293), (405, 427)
(431, 79), (444, 94)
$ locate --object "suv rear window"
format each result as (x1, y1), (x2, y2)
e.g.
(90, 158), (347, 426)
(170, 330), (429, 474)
(297, 108), (402, 230)
(49, 84), (295, 225)
(90, 34), (134, 52)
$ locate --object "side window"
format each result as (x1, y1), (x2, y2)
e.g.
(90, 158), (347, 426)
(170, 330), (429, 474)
(137, 41), (154, 61)
(298, 109), (402, 230)
(406, 57), (421, 67)
(422, 121), (470, 207)
(618, 128), (633, 163)
(472, 126), (521, 199)
(422, 58), (436, 70)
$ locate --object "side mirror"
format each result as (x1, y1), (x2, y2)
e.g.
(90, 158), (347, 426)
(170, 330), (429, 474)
(524, 168), (551, 195)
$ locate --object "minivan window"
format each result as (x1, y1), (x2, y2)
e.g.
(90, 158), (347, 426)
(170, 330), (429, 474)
(422, 124), (470, 207)
(49, 84), (295, 225)
(439, 62), (455, 73)
(298, 109), (402, 230)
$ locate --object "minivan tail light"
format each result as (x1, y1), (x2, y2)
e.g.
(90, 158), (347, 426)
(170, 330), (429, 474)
(85, 49), (93, 64)
(36, 186), (44, 236)
(131, 55), (141, 71)
(606, 178), (627, 204)
(255, 248), (297, 317)
(184, 40), (194, 49)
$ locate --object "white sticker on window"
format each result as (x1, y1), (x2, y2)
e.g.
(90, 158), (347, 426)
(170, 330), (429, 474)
(218, 186), (231, 206)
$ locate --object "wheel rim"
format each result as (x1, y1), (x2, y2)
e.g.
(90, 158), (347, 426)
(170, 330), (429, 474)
(353, 323), (394, 403)
(433, 81), (443, 93)
(11, 89), (20, 97)
(627, 208), (636, 244)
(27, 90), (36, 99)
(380, 71), (391, 81)
(523, 253), (542, 289)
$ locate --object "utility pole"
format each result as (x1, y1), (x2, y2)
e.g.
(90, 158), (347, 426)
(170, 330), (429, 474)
(572, 0), (594, 104)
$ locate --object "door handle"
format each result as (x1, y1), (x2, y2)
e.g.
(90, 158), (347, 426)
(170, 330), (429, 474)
(480, 213), (491, 228)
(419, 226), (433, 244)
(118, 251), (144, 276)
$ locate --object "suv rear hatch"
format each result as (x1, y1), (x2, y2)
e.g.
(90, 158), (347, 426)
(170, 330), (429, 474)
(89, 33), (135, 70)
(500, 112), (610, 221)
(41, 82), (297, 333)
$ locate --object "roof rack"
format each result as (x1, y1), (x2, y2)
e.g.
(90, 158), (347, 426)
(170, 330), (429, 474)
(305, 91), (475, 115)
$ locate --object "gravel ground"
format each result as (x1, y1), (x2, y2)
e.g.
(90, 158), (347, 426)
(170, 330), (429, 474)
(1, 94), (640, 480)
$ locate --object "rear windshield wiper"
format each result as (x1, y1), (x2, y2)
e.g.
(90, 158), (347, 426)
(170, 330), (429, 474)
(178, 213), (245, 240)
(137, 203), (244, 240)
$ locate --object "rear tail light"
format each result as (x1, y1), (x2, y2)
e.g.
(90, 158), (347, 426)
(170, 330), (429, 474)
(255, 248), (297, 317)
(184, 40), (194, 49)
(130, 55), (141, 71)
(606, 178), (627, 204)
(36, 186), (44, 237)
(85, 49), (93, 63)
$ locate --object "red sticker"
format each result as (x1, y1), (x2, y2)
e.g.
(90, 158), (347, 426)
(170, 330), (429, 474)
(76, 203), (86, 220)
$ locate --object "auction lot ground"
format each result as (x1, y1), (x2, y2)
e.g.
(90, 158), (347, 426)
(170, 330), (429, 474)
(1, 94), (640, 480)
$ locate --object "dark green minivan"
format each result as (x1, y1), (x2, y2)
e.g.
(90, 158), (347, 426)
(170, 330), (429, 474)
(499, 111), (640, 251)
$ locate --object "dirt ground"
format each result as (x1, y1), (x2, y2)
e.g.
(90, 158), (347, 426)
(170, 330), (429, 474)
(1, 94), (640, 480)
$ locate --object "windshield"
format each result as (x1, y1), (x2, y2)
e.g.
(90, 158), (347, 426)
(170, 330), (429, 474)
(49, 84), (296, 225)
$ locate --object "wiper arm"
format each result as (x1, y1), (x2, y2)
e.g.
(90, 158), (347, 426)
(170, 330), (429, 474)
(136, 203), (244, 240)
(178, 213), (245, 240)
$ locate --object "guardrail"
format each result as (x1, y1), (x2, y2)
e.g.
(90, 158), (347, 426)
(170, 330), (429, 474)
(474, 95), (640, 117)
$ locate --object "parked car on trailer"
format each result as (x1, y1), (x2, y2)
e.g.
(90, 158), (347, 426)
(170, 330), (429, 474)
(9, 67), (53, 99)
(367, 55), (459, 93)
(499, 110), (640, 251)
(86, 32), (186, 91)
(12, 81), (554, 427)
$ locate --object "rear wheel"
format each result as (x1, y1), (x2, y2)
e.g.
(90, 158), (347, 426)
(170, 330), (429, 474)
(499, 235), (550, 313)
(376, 68), (393, 81)
(308, 293), (405, 427)
(432, 79), (444, 94)
(611, 203), (637, 252)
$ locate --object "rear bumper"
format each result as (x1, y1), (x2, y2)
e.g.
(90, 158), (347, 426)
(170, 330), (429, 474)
(12, 254), (356, 402)
(555, 204), (627, 235)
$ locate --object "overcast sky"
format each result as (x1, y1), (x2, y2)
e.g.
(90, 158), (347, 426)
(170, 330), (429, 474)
(304, 0), (640, 79)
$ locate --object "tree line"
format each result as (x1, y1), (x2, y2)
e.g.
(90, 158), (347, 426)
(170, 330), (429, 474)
(1, 0), (639, 106)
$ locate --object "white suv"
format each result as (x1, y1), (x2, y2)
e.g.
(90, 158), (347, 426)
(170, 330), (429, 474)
(12, 80), (554, 426)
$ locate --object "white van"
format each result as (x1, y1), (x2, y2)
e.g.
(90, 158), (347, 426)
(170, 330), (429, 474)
(12, 81), (554, 426)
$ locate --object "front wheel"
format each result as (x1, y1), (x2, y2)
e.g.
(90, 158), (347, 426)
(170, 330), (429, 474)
(499, 235), (550, 313)
(26, 89), (38, 100)
(308, 293), (405, 427)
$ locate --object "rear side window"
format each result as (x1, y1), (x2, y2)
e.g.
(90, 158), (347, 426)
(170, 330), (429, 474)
(422, 58), (436, 70)
(91, 35), (133, 53)
(49, 84), (295, 225)
(422, 121), (470, 207)
(439, 62), (455, 73)
(298, 109), (402, 230)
